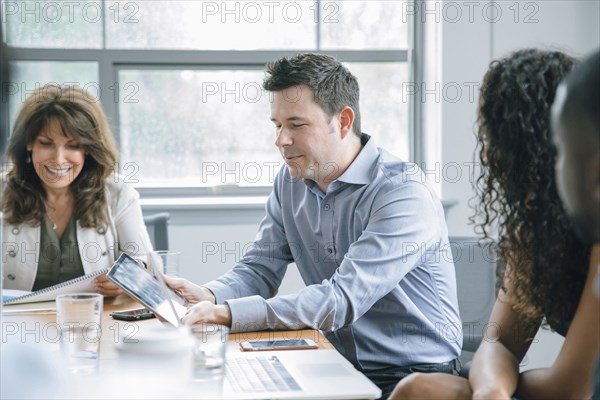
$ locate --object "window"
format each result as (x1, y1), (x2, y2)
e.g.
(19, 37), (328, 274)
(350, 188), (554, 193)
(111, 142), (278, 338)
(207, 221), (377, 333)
(2, 0), (412, 192)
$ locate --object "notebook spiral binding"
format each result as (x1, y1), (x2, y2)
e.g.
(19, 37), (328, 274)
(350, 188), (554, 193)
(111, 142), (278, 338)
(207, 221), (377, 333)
(3, 267), (109, 305)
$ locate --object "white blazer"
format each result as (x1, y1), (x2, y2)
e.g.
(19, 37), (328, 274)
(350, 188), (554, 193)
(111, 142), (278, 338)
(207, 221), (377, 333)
(2, 176), (153, 290)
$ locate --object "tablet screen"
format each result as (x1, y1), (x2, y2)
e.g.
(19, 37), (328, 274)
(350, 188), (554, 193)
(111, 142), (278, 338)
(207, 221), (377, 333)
(107, 253), (187, 326)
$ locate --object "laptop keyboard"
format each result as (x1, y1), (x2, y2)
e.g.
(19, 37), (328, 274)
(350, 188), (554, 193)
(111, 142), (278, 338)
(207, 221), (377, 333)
(226, 355), (302, 393)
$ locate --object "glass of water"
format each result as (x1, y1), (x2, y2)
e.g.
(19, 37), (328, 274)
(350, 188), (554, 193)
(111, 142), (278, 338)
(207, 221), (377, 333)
(190, 323), (229, 393)
(56, 293), (103, 374)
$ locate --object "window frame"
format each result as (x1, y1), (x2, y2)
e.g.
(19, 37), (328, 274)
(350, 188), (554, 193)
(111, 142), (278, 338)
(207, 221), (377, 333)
(0, 18), (7, 155)
(1, 1), (427, 205)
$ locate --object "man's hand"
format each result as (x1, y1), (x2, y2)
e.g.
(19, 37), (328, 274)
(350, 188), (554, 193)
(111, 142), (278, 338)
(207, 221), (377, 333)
(182, 301), (232, 327)
(162, 276), (230, 327)
(163, 275), (216, 305)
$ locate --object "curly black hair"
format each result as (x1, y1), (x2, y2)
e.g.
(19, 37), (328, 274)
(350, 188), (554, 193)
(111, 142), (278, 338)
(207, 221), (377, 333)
(471, 49), (590, 329)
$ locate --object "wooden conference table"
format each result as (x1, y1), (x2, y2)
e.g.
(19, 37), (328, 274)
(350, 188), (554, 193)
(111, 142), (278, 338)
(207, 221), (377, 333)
(1, 294), (337, 399)
(3, 294), (334, 354)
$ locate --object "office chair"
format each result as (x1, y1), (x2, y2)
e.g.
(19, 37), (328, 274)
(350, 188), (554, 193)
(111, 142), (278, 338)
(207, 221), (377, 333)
(143, 212), (170, 251)
(449, 236), (500, 370)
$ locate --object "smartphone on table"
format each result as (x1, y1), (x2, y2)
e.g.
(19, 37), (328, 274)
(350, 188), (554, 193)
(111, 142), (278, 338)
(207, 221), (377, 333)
(239, 339), (318, 351)
(110, 307), (155, 321)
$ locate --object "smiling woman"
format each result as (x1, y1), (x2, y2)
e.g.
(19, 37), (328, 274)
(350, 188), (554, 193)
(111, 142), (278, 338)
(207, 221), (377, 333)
(1, 84), (153, 295)
(28, 120), (86, 206)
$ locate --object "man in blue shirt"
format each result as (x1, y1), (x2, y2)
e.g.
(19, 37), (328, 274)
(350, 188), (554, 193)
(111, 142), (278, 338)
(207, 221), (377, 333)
(167, 53), (462, 397)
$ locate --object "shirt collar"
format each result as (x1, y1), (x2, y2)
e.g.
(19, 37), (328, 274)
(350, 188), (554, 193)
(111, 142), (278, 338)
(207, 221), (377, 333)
(303, 133), (376, 194)
(335, 133), (377, 186)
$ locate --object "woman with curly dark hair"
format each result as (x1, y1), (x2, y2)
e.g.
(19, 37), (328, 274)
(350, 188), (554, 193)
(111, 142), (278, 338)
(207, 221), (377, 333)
(391, 49), (599, 399)
(2, 84), (153, 296)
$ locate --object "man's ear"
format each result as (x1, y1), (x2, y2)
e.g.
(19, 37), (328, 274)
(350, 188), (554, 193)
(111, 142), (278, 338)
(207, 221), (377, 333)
(338, 106), (355, 139)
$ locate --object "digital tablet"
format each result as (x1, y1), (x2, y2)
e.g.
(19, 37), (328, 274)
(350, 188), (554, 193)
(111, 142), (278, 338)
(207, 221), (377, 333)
(107, 253), (187, 327)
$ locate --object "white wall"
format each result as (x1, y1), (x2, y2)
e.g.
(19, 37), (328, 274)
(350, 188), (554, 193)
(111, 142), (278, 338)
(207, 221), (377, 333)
(442, 0), (600, 236)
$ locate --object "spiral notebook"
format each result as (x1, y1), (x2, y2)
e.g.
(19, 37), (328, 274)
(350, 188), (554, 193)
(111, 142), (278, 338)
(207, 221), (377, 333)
(2, 268), (109, 305)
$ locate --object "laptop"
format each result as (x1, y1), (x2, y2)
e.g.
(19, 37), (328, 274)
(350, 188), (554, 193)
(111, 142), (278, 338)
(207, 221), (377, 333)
(108, 252), (381, 399)
(222, 349), (381, 399)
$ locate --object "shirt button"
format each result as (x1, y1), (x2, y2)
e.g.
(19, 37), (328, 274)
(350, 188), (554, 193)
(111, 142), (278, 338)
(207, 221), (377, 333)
(8, 250), (16, 257)
(324, 204), (330, 211)
(327, 247), (333, 254)
(102, 251), (107, 256)
(12, 227), (20, 235)
(7, 274), (15, 280)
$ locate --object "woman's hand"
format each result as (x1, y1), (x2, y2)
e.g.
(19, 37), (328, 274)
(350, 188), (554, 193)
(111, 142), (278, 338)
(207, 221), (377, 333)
(95, 274), (123, 297)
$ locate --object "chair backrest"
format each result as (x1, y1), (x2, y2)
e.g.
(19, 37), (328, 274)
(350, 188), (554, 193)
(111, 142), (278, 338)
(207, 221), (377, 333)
(450, 236), (499, 353)
(143, 213), (170, 251)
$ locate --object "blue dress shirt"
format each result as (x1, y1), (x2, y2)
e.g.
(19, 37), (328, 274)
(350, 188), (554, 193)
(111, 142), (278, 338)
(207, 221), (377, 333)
(205, 135), (462, 371)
